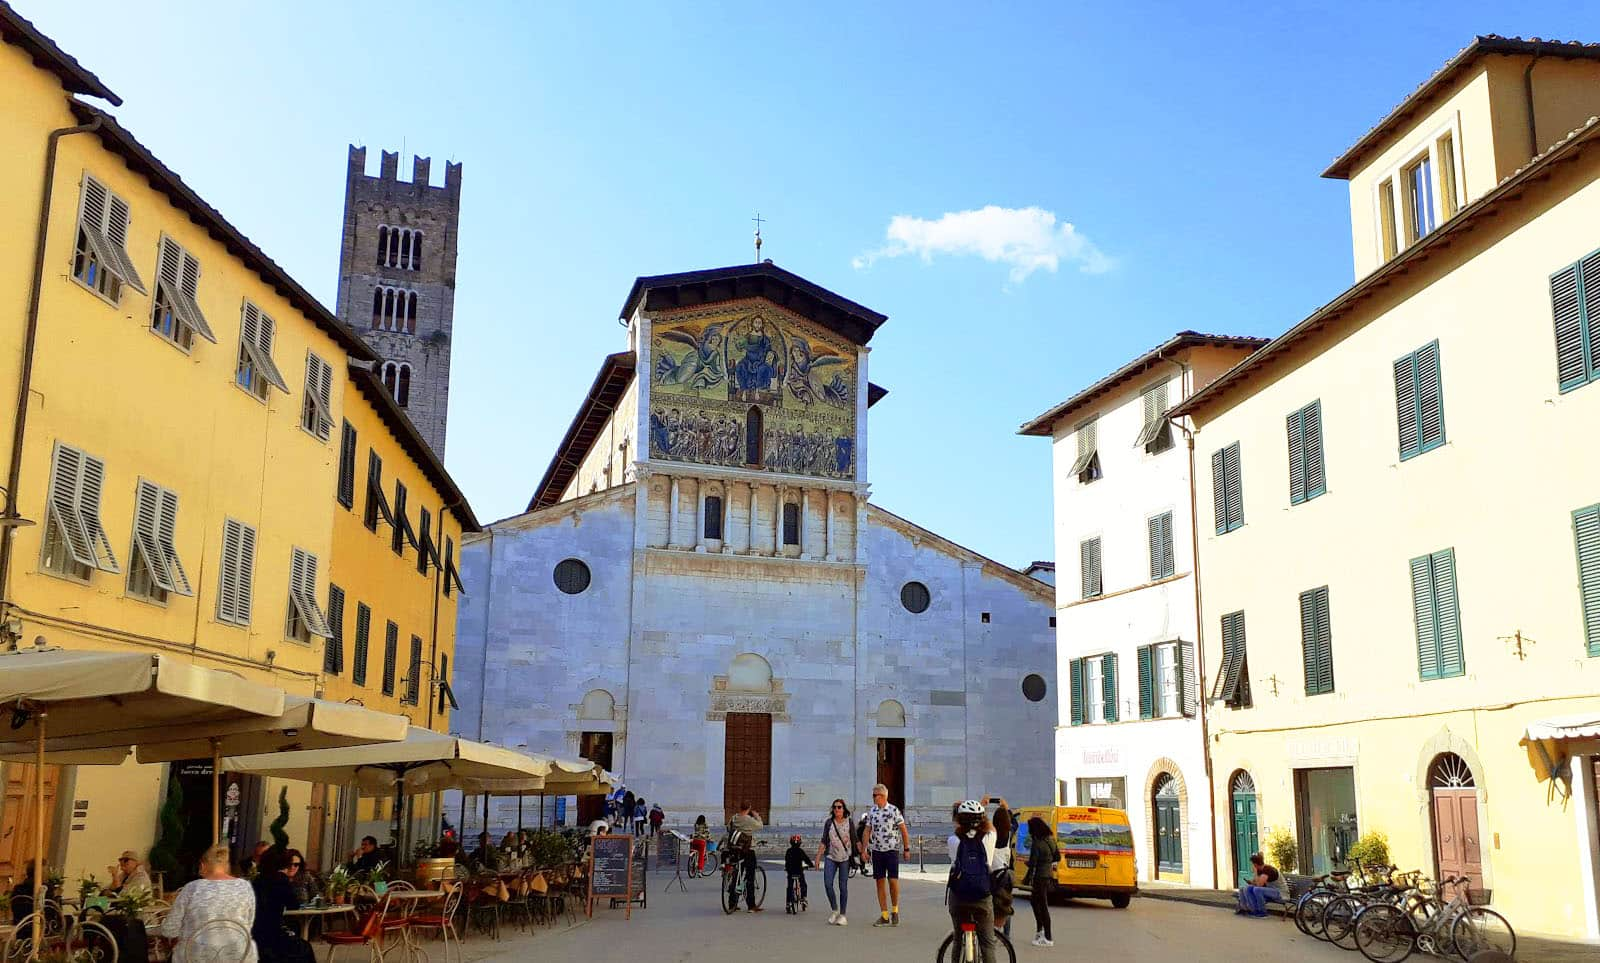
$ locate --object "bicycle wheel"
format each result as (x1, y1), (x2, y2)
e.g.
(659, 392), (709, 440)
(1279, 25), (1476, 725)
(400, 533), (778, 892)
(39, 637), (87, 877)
(1299, 891), (1336, 939)
(1354, 904), (1416, 963)
(750, 865), (767, 908)
(936, 929), (1018, 963)
(1450, 906), (1515, 961)
(1322, 895), (1363, 948)
(721, 869), (739, 915)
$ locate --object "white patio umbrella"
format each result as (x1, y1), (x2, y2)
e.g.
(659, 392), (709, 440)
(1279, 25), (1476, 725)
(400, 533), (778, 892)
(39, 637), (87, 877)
(0, 647), (286, 960)
(459, 758), (614, 830)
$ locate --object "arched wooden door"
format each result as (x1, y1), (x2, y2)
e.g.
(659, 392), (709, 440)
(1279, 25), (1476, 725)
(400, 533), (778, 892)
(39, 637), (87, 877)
(1153, 773), (1182, 875)
(1229, 771), (1259, 886)
(1428, 753), (1482, 893)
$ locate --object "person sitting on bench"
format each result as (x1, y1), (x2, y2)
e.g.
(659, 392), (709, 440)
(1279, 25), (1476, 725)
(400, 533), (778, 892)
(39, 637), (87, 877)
(1235, 853), (1282, 918)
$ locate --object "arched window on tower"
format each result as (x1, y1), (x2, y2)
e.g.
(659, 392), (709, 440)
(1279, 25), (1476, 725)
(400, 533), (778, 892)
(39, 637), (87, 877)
(375, 226), (388, 268)
(396, 363), (412, 408)
(371, 288), (383, 328)
(381, 361), (397, 396)
(412, 232), (423, 270)
(400, 229), (412, 270)
(406, 291), (418, 334)
(744, 407), (763, 466)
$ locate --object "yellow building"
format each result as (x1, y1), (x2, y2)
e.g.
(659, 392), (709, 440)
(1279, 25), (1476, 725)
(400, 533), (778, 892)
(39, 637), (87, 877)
(1175, 37), (1600, 938)
(0, 2), (477, 883)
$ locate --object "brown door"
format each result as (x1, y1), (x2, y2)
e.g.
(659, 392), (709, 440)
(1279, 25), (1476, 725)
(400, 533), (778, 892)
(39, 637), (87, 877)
(723, 712), (772, 821)
(577, 732), (615, 825)
(0, 763), (60, 883)
(1431, 788), (1483, 893)
(876, 738), (906, 811)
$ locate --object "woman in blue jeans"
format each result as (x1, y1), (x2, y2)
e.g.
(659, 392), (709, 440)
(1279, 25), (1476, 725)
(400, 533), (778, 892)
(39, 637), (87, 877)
(815, 798), (855, 925)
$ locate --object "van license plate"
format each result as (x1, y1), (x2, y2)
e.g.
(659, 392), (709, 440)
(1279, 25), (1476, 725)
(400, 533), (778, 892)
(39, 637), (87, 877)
(1067, 859), (1096, 869)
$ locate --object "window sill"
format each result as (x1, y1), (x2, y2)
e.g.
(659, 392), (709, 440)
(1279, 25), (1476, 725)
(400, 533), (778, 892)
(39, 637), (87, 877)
(1059, 570), (1191, 609)
(233, 380), (270, 405)
(70, 273), (123, 310)
(37, 564), (93, 587)
(1399, 441), (1446, 463)
(298, 423), (332, 445)
(124, 590), (170, 608)
(214, 616), (251, 630)
(148, 325), (196, 355)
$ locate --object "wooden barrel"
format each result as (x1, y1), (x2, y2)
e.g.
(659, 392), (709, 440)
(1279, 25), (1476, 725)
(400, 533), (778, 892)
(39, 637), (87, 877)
(414, 857), (456, 886)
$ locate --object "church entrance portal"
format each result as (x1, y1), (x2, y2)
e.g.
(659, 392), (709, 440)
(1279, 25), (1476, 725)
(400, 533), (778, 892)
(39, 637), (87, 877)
(877, 738), (906, 810)
(723, 712), (772, 821)
(577, 732), (614, 825)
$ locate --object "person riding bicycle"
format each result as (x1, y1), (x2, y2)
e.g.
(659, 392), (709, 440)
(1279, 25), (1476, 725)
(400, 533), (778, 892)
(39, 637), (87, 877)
(947, 799), (998, 963)
(784, 834), (813, 913)
(727, 801), (765, 913)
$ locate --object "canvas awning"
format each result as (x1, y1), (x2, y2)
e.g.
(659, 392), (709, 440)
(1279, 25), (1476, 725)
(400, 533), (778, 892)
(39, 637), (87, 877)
(465, 758), (614, 797)
(133, 695), (409, 763)
(1520, 714), (1600, 784)
(223, 726), (552, 794)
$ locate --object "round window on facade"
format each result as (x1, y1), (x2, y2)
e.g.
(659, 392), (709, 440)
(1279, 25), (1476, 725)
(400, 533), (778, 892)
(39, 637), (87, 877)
(1021, 673), (1048, 702)
(553, 558), (591, 595)
(900, 581), (930, 614)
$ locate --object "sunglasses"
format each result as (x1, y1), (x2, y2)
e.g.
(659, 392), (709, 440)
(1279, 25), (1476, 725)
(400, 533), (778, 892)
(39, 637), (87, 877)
(290, 862), (303, 868)
(832, 805), (844, 810)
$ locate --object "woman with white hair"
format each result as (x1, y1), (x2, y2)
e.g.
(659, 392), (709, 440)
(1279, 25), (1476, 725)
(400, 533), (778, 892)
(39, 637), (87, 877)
(158, 844), (257, 963)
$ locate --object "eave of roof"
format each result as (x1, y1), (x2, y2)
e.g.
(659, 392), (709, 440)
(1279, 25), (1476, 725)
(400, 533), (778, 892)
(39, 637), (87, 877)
(527, 352), (638, 512)
(1017, 332), (1268, 436)
(1323, 35), (1600, 180)
(347, 363), (480, 532)
(620, 262), (888, 346)
(68, 101), (377, 363)
(1177, 115), (1600, 421)
(0, 1), (120, 104)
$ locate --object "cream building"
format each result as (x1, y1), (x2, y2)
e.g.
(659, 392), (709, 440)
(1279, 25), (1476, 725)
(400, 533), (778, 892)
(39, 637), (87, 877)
(1175, 36), (1600, 938)
(1022, 333), (1264, 888)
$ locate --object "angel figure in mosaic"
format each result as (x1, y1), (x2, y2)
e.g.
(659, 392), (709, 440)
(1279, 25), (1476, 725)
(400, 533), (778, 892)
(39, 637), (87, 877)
(785, 336), (849, 406)
(655, 323), (726, 389)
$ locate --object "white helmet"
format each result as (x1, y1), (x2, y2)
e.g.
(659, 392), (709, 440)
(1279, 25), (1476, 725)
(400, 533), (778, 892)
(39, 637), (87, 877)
(957, 799), (984, 815)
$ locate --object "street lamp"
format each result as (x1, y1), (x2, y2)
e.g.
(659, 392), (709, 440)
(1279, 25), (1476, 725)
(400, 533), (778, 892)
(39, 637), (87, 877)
(0, 486), (34, 531)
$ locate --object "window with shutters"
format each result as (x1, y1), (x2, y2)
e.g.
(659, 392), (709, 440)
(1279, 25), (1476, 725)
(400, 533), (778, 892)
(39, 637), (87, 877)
(216, 518), (257, 627)
(1299, 585), (1335, 695)
(416, 508), (435, 576)
(1148, 511), (1175, 581)
(1212, 611), (1252, 709)
(364, 450), (393, 532)
(1286, 400), (1326, 505)
(285, 547), (333, 644)
(392, 481), (413, 556)
(371, 286), (419, 334)
(1394, 341), (1445, 460)
(1211, 442), (1244, 534)
(337, 422), (357, 509)
(1070, 418), (1102, 483)
(352, 602), (372, 685)
(1138, 641), (1198, 719)
(126, 479), (192, 603)
(40, 442), (118, 580)
(1135, 380), (1173, 454)
(300, 352), (335, 441)
(1080, 536), (1103, 599)
(72, 173), (145, 304)
(150, 236), (216, 350)
(235, 301), (288, 401)
(1410, 548), (1464, 680)
(324, 584), (346, 674)
(444, 536), (458, 597)
(1086, 656), (1106, 723)
(1550, 248), (1600, 392)
(1573, 506), (1600, 657)
(382, 621), (399, 696)
(1068, 655), (1118, 726)
(437, 652), (452, 714)
(404, 635), (423, 705)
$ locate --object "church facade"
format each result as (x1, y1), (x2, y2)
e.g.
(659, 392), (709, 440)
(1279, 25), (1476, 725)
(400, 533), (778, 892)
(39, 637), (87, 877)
(450, 263), (1056, 825)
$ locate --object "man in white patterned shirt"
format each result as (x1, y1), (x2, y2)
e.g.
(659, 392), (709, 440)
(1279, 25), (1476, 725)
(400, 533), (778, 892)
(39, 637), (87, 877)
(859, 783), (910, 926)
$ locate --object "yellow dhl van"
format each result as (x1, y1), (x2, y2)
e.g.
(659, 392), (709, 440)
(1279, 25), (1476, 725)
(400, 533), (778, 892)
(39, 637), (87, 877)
(1013, 805), (1137, 908)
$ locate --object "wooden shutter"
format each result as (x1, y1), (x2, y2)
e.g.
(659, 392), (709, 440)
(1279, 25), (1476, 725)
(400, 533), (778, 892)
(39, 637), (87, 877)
(1069, 659), (1084, 726)
(75, 453), (118, 573)
(406, 636), (423, 704)
(218, 519), (256, 625)
(1179, 641), (1198, 717)
(48, 444), (97, 568)
(240, 302), (289, 392)
(1137, 645), (1154, 719)
(337, 421), (357, 508)
(78, 174), (146, 294)
(444, 537), (458, 597)
(1148, 512), (1174, 580)
(352, 603), (371, 685)
(1070, 419), (1098, 477)
(1215, 443), (1244, 532)
(1101, 653), (1118, 722)
(392, 481), (414, 555)
(417, 508), (434, 575)
(1302, 402), (1326, 499)
(1211, 449), (1227, 534)
(1583, 250), (1600, 380)
(1574, 506), (1600, 657)
(133, 481), (175, 592)
(1394, 352), (1420, 458)
(1415, 343), (1444, 452)
(1552, 263), (1591, 390)
(1080, 537), (1102, 599)
(382, 622), (399, 696)
(1300, 586), (1333, 695)
(365, 451), (394, 531)
(303, 352), (334, 440)
(289, 548), (333, 637)
(1215, 611), (1249, 706)
(1286, 408), (1306, 504)
(1431, 549), (1464, 677)
(1411, 554), (1441, 680)
(324, 584), (346, 674)
(155, 484), (191, 595)
(156, 237), (216, 342)
(1136, 381), (1170, 448)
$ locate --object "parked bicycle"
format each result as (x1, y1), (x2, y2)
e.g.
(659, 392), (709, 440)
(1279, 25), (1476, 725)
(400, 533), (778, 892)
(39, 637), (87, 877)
(1353, 874), (1515, 962)
(936, 920), (1016, 963)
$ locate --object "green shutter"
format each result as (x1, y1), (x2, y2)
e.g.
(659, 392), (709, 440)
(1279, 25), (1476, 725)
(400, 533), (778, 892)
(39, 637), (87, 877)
(1300, 587), (1333, 695)
(1394, 352), (1420, 459)
(1081, 537), (1102, 599)
(1211, 449), (1227, 535)
(1214, 612), (1244, 703)
(1302, 402), (1326, 499)
(1552, 261), (1591, 391)
(1101, 653), (1118, 723)
(1180, 641), (1198, 717)
(1286, 409), (1306, 505)
(1583, 251), (1600, 381)
(1573, 505), (1600, 657)
(1148, 512), (1174, 580)
(1415, 342), (1445, 453)
(1411, 554), (1440, 680)
(1138, 645), (1154, 719)
(1314, 588), (1333, 693)
(1431, 549), (1464, 677)
(1069, 658), (1084, 726)
(1224, 443), (1244, 531)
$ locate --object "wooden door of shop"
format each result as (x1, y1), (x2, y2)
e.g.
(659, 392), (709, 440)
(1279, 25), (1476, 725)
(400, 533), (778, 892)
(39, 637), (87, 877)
(723, 712), (772, 821)
(1431, 788), (1482, 892)
(577, 732), (614, 825)
(0, 763), (59, 883)
(876, 738), (906, 811)
(1231, 792), (1259, 886)
(1153, 774), (1182, 875)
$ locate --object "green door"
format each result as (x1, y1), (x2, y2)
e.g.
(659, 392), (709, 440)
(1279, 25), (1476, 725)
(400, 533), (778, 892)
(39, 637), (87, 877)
(1231, 790), (1259, 886)
(1154, 774), (1182, 874)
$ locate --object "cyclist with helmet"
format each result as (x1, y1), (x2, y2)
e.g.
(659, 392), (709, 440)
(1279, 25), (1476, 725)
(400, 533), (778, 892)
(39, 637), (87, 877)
(947, 799), (998, 963)
(784, 834), (814, 913)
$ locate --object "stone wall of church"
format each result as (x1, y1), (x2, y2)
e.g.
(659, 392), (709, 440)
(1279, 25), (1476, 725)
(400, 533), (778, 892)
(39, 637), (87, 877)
(559, 380), (638, 501)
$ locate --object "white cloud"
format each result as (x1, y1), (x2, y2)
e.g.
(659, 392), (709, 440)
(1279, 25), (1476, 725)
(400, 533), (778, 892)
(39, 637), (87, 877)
(853, 205), (1114, 282)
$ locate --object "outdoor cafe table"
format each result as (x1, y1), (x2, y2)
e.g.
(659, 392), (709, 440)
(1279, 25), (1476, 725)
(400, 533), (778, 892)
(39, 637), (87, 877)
(282, 905), (355, 940)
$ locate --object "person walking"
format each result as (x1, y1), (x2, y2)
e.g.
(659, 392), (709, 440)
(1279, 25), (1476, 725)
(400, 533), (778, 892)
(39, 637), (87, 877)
(633, 798), (648, 837)
(985, 796), (1015, 937)
(648, 803), (665, 837)
(946, 800), (998, 963)
(860, 783), (910, 926)
(1024, 816), (1059, 947)
(815, 798), (854, 926)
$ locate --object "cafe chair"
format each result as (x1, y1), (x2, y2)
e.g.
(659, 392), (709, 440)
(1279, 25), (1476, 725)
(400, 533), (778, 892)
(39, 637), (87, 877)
(182, 919), (252, 963)
(323, 893), (397, 963)
(405, 886), (462, 963)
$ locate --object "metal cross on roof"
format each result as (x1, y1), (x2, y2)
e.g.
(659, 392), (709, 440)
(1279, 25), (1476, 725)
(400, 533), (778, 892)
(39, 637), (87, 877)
(753, 212), (765, 263)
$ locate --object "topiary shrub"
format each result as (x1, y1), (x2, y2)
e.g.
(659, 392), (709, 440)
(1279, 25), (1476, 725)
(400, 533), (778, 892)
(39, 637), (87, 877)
(1265, 826), (1298, 873)
(146, 778), (184, 881)
(1347, 830), (1390, 872)
(269, 786), (291, 849)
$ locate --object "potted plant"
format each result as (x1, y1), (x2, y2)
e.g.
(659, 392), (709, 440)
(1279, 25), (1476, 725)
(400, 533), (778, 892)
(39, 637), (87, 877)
(76, 874), (102, 906)
(1265, 826), (1298, 874)
(1346, 831), (1391, 877)
(324, 867), (352, 905)
(108, 887), (153, 919)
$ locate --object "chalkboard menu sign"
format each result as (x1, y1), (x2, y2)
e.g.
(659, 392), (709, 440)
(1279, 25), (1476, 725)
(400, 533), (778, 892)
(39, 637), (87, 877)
(629, 839), (648, 907)
(657, 831), (680, 868)
(587, 835), (634, 919)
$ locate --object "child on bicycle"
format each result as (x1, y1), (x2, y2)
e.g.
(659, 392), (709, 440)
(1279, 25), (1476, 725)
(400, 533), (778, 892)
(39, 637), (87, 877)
(947, 800), (998, 963)
(785, 834), (814, 913)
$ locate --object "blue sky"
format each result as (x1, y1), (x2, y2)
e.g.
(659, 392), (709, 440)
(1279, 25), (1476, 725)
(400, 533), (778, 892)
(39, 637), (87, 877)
(29, 1), (1600, 567)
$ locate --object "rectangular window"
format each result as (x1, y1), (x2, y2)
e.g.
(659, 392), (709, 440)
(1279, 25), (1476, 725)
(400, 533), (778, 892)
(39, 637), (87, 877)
(1573, 506), (1600, 658)
(235, 301), (288, 401)
(444, 536), (462, 597)
(1211, 442), (1244, 534)
(1079, 536), (1102, 599)
(324, 584), (346, 674)
(364, 450), (393, 532)
(1070, 418), (1101, 483)
(151, 236), (216, 350)
(352, 602), (372, 686)
(72, 173), (145, 303)
(1411, 548), (1465, 680)
(1138, 641), (1196, 719)
(1135, 380), (1173, 454)
(285, 547), (333, 643)
(416, 507), (433, 576)
(1394, 341), (1446, 459)
(1299, 585), (1334, 695)
(1075, 776), (1126, 809)
(1377, 180), (1398, 262)
(1212, 611), (1252, 709)
(127, 479), (192, 602)
(437, 652), (453, 714)
(1148, 511), (1174, 580)
(337, 421), (357, 508)
(1437, 133), (1460, 219)
(42, 442), (118, 578)
(782, 502), (800, 546)
(1069, 654), (1119, 726)
(392, 480), (412, 556)
(382, 621), (399, 696)
(704, 495), (724, 541)
(1403, 154), (1437, 243)
(404, 635), (423, 705)
(1286, 400), (1326, 505)
(216, 518), (257, 626)
(1086, 656), (1105, 724)
(1550, 249), (1600, 392)
(300, 351), (334, 441)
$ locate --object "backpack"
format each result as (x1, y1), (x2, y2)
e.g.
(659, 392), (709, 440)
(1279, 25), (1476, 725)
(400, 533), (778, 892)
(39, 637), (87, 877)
(950, 833), (992, 903)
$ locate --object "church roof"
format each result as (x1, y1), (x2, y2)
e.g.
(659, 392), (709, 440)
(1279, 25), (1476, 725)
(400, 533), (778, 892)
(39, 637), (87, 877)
(0, 1), (121, 104)
(620, 261), (888, 346)
(528, 351), (638, 512)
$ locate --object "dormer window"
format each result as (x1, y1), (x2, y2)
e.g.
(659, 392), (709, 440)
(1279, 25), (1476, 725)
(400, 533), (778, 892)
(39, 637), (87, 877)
(1374, 123), (1464, 263)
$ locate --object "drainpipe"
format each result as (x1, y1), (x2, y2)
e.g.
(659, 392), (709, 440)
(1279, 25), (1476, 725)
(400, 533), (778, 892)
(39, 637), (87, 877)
(1165, 352), (1221, 891)
(1, 117), (104, 612)
(1523, 52), (1543, 161)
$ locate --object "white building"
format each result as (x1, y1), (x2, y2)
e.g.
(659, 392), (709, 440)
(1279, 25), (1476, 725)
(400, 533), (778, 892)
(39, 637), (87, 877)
(451, 263), (1056, 829)
(1020, 332), (1264, 886)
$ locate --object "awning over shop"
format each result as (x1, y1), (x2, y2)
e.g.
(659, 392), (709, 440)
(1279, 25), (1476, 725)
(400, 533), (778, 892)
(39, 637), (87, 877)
(1519, 714), (1600, 783)
(134, 695), (409, 763)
